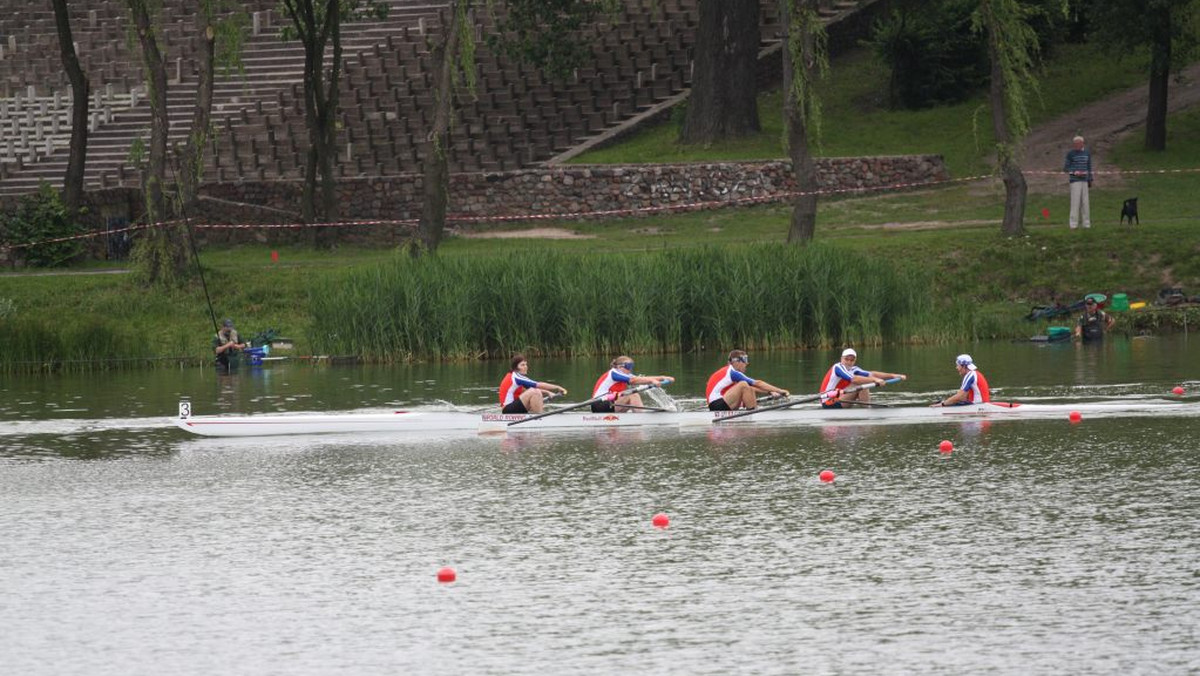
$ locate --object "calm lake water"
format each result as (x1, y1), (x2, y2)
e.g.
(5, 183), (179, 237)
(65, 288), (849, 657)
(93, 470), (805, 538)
(2, 337), (1198, 675)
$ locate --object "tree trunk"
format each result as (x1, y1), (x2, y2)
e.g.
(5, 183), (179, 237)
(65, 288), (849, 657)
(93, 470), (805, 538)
(320, 0), (342, 234)
(128, 0), (188, 285)
(783, 0), (817, 244)
(180, 14), (216, 209)
(1145, 4), (1171, 151)
(680, 0), (761, 143)
(985, 14), (1027, 237)
(293, 0), (341, 247)
(51, 0), (89, 214)
(418, 3), (464, 255)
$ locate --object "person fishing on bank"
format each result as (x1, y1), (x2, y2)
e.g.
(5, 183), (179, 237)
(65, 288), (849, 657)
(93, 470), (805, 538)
(819, 348), (907, 408)
(932, 354), (990, 407)
(591, 355), (673, 413)
(213, 318), (246, 373)
(1074, 297), (1115, 343)
(705, 350), (790, 411)
(499, 354), (568, 414)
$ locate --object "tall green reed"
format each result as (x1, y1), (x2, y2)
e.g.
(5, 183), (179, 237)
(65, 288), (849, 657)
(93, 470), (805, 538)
(307, 244), (945, 361)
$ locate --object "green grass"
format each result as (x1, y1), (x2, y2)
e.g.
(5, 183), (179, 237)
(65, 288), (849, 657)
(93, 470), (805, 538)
(572, 43), (1152, 177)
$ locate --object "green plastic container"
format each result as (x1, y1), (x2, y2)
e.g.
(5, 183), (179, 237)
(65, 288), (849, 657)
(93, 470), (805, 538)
(1048, 326), (1071, 340)
(1110, 293), (1129, 311)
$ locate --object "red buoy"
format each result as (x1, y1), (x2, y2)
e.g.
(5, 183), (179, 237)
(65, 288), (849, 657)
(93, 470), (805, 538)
(651, 512), (670, 529)
(1172, 386), (1185, 396)
(1069, 411), (1082, 423)
(436, 566), (456, 583)
(818, 470), (835, 483)
(938, 440), (954, 454)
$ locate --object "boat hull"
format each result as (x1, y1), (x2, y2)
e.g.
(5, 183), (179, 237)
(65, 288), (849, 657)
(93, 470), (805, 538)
(172, 400), (1196, 438)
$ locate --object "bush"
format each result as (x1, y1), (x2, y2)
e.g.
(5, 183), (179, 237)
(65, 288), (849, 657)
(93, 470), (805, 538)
(0, 182), (84, 267)
(868, 0), (988, 110)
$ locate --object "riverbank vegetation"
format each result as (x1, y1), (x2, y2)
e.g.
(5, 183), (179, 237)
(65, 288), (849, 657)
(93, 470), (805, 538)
(2, 46), (1199, 372)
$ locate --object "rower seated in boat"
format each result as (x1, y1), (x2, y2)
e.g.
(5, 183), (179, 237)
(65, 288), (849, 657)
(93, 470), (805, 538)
(591, 356), (673, 413)
(932, 354), (991, 407)
(705, 350), (790, 411)
(819, 348), (907, 408)
(499, 354), (567, 414)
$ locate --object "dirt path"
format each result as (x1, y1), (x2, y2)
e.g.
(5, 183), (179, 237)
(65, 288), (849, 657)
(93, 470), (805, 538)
(1020, 61), (1200, 193)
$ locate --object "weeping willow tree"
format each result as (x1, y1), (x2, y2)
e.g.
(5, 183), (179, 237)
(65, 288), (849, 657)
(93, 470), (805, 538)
(973, 0), (1063, 237)
(416, 0), (615, 255)
(178, 0), (246, 211)
(418, 0), (473, 254)
(126, 0), (188, 286)
(781, 0), (828, 244)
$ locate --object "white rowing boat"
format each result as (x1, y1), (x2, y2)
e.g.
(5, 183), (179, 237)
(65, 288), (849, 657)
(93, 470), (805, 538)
(172, 398), (1198, 438)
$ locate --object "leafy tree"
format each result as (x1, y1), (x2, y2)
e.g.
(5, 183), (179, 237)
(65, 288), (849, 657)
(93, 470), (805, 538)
(0, 183), (84, 268)
(973, 0), (1063, 236)
(1088, 0), (1199, 151)
(278, 0), (388, 245)
(486, 0), (615, 79)
(782, 0), (828, 244)
(869, 0), (988, 109)
(680, 0), (761, 143)
(179, 1), (246, 210)
(126, 0), (189, 285)
(416, 0), (613, 254)
(50, 0), (90, 214)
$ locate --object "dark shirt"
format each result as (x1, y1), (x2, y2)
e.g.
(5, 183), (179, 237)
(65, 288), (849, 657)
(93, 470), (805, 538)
(1064, 148), (1093, 183)
(1079, 310), (1108, 341)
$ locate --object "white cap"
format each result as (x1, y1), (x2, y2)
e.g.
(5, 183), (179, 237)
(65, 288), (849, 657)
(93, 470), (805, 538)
(841, 348), (857, 358)
(955, 354), (977, 370)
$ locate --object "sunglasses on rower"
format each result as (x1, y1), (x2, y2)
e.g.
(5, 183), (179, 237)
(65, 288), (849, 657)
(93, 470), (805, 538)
(620, 362), (635, 370)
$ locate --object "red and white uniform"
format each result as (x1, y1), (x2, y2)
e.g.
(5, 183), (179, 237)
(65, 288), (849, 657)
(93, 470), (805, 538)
(959, 369), (990, 403)
(593, 368), (634, 399)
(498, 371), (540, 407)
(705, 366), (756, 404)
(819, 362), (872, 394)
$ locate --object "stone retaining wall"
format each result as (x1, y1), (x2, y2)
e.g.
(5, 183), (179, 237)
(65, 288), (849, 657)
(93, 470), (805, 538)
(1, 155), (947, 256)
(192, 155), (946, 242)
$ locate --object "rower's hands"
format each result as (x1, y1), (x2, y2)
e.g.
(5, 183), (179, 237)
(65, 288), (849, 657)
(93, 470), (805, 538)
(778, 389), (790, 398)
(556, 386), (568, 395)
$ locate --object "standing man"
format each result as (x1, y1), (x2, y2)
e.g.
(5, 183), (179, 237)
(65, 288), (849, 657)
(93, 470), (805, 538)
(931, 354), (990, 407)
(213, 318), (246, 373)
(705, 350), (790, 411)
(1075, 297), (1115, 342)
(818, 348), (906, 408)
(1064, 135), (1093, 229)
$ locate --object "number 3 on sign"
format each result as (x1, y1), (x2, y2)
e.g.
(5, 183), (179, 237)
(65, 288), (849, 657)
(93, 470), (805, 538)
(178, 401), (192, 419)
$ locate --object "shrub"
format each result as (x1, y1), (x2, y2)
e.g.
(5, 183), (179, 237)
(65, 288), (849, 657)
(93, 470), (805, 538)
(0, 182), (84, 267)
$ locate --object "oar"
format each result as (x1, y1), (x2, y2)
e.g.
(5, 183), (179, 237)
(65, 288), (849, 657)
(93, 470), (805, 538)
(714, 377), (902, 423)
(507, 379), (672, 427)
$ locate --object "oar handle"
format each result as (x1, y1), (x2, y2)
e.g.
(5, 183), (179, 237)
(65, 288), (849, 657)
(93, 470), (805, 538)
(509, 380), (668, 427)
(714, 377), (902, 423)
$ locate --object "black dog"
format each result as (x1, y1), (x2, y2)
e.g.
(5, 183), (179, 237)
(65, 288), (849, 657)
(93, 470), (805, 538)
(1120, 197), (1139, 225)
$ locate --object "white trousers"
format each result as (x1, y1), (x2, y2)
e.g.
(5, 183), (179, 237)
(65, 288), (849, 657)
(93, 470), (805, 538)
(1069, 181), (1090, 229)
